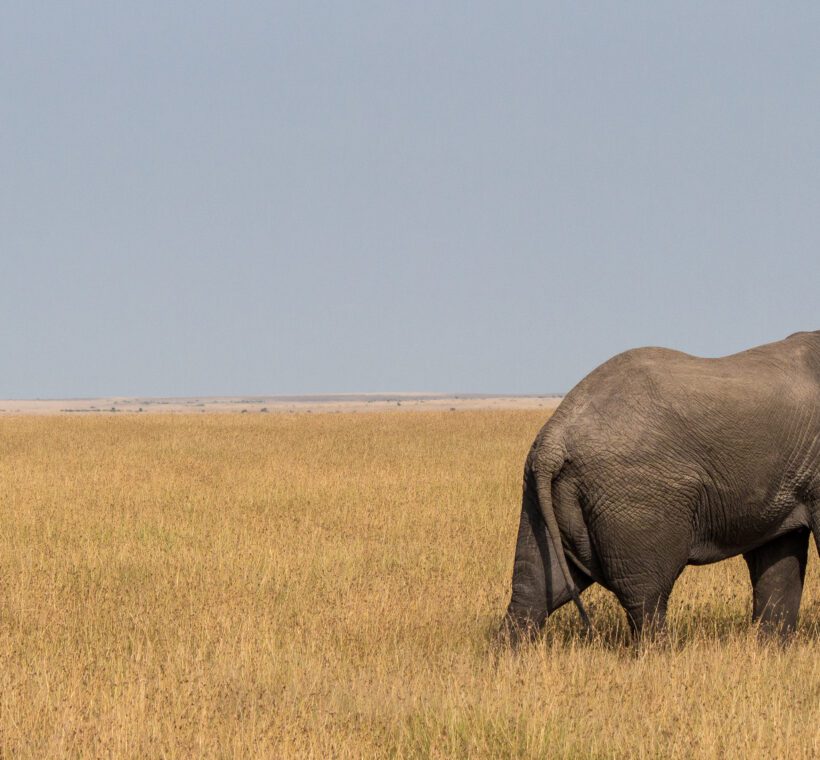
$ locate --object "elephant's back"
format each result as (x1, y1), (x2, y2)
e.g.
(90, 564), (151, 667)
(534, 334), (820, 564)
(551, 338), (817, 478)
(559, 336), (814, 427)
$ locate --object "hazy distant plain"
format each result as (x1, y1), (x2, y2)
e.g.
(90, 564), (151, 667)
(0, 394), (563, 415)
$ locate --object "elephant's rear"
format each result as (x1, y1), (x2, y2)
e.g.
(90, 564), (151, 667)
(503, 332), (820, 641)
(544, 339), (820, 565)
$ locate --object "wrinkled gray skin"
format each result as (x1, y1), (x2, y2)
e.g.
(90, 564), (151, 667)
(502, 331), (820, 644)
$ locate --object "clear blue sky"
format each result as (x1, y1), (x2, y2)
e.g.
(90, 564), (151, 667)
(2, 3), (818, 398)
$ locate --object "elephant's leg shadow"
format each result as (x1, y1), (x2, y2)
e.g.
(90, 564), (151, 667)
(743, 528), (809, 639)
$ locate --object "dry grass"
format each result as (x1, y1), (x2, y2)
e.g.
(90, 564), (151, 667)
(0, 411), (818, 758)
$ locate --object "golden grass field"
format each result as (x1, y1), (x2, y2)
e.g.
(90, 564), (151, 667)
(1, 411), (818, 757)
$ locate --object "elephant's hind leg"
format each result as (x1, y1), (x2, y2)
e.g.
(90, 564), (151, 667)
(622, 587), (673, 642)
(744, 529), (809, 639)
(594, 521), (690, 642)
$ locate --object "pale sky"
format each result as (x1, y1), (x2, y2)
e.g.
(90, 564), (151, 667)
(2, 3), (818, 398)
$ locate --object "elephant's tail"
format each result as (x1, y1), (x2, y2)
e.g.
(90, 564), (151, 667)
(530, 446), (591, 631)
(810, 507), (820, 557)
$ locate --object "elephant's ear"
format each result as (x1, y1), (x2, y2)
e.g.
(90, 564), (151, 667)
(510, 477), (572, 618)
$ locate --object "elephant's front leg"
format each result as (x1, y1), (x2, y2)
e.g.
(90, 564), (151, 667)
(743, 529), (809, 639)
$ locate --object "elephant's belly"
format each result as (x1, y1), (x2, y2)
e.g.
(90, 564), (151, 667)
(687, 503), (811, 565)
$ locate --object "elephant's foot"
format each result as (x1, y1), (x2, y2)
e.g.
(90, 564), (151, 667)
(623, 593), (670, 647)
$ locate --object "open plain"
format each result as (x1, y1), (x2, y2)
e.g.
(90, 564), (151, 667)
(0, 394), (563, 416)
(0, 408), (818, 757)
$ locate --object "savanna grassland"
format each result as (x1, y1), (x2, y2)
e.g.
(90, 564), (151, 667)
(0, 411), (818, 758)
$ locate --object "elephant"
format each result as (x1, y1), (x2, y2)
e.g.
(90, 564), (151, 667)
(501, 330), (819, 644)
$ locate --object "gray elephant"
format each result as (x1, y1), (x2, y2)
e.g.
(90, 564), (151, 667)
(502, 330), (819, 643)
